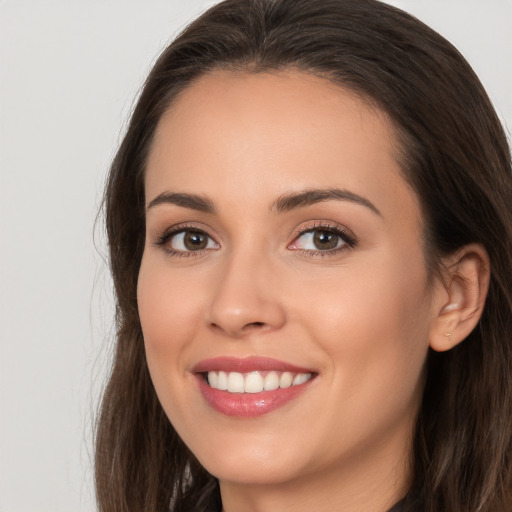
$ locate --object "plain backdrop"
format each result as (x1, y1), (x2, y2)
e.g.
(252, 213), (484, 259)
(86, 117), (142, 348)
(0, 1), (510, 511)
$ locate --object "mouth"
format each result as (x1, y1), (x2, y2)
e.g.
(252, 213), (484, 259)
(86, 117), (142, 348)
(204, 370), (313, 393)
(192, 356), (317, 417)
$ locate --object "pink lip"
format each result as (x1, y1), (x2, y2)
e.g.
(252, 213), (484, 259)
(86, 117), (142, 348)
(192, 356), (314, 374)
(192, 356), (316, 418)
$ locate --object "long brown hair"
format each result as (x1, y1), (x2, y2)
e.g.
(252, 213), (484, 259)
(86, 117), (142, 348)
(95, 1), (512, 510)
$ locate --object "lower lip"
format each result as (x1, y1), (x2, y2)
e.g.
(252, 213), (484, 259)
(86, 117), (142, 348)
(196, 375), (314, 417)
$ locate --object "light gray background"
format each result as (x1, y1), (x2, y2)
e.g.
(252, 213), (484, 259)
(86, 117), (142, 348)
(1, 1), (510, 511)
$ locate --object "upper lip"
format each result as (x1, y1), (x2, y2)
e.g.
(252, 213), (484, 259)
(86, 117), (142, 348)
(192, 356), (315, 374)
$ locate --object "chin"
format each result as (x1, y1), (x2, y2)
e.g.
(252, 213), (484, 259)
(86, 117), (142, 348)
(201, 451), (308, 486)
(180, 425), (315, 486)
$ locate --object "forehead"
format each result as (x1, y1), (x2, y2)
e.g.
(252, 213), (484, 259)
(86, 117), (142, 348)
(145, 69), (420, 227)
(149, 70), (396, 172)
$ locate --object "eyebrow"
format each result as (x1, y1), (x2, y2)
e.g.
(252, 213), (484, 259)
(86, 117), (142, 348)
(271, 188), (382, 216)
(147, 192), (216, 213)
(146, 187), (381, 216)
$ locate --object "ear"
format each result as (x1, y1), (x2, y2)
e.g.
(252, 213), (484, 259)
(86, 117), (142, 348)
(429, 244), (490, 352)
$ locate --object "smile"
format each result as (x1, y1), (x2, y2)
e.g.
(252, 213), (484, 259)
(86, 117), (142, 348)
(193, 357), (317, 417)
(206, 370), (312, 393)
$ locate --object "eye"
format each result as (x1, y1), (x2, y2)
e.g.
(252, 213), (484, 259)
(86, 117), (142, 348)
(157, 228), (219, 254)
(288, 225), (356, 254)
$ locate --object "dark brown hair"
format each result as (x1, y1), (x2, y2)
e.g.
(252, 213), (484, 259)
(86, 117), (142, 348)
(95, 1), (512, 511)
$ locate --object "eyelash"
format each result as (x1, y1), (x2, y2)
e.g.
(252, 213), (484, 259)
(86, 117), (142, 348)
(155, 224), (217, 258)
(289, 221), (357, 258)
(154, 221), (357, 258)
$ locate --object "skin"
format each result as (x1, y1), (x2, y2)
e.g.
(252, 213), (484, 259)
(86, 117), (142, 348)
(137, 70), (484, 512)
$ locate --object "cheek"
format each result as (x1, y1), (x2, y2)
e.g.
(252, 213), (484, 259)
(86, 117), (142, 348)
(295, 248), (431, 345)
(137, 257), (206, 376)
(291, 250), (431, 428)
(137, 256), (210, 439)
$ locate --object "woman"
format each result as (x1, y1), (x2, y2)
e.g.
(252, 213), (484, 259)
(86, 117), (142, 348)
(94, 0), (512, 511)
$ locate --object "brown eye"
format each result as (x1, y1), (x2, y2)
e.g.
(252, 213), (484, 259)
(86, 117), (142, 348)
(168, 230), (218, 252)
(288, 225), (356, 254)
(312, 230), (339, 250)
(183, 231), (208, 250)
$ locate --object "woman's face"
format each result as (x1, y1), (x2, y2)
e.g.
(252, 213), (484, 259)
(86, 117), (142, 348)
(138, 70), (440, 496)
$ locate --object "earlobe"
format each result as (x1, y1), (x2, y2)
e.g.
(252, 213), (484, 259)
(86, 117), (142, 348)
(429, 244), (490, 352)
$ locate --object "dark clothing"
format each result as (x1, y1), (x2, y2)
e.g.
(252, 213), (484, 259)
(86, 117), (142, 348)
(387, 498), (406, 512)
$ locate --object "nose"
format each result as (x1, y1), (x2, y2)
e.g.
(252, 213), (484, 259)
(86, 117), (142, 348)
(206, 249), (286, 338)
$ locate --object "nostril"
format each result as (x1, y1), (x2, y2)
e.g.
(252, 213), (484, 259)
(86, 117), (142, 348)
(208, 320), (267, 336)
(244, 321), (265, 329)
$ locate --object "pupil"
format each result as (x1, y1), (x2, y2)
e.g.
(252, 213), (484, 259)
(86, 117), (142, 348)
(184, 231), (207, 250)
(313, 231), (338, 250)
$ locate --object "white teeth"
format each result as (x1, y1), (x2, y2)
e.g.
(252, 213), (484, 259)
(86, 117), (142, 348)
(217, 371), (228, 390)
(293, 373), (311, 386)
(206, 370), (312, 393)
(263, 371), (280, 391)
(244, 372), (264, 393)
(280, 372), (293, 389)
(227, 372), (245, 393)
(207, 371), (218, 388)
